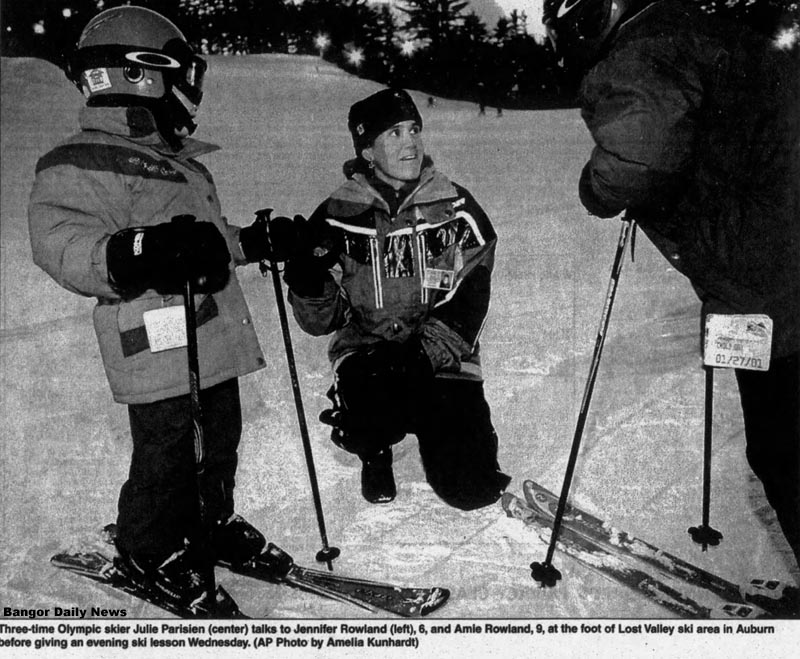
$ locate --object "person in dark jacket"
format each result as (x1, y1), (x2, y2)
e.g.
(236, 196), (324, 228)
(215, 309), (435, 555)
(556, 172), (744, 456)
(543, 0), (800, 564)
(284, 89), (511, 509)
(28, 7), (286, 611)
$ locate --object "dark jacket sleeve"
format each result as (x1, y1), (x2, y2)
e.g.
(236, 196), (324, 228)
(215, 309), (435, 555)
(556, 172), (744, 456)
(579, 32), (704, 218)
(421, 184), (496, 371)
(286, 201), (350, 336)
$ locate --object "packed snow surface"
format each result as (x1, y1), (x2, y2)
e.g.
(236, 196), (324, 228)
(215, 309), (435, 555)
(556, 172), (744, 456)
(1, 54), (797, 621)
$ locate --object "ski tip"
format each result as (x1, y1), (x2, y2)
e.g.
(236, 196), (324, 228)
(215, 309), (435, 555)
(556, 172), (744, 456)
(521, 479), (548, 503)
(211, 585), (250, 619)
(417, 587), (451, 617)
(50, 552), (82, 567)
(718, 602), (766, 619)
(500, 491), (518, 512)
(522, 479), (555, 499)
(500, 492), (543, 527)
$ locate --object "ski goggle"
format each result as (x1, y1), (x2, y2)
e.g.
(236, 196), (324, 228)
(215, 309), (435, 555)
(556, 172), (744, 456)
(161, 38), (207, 98)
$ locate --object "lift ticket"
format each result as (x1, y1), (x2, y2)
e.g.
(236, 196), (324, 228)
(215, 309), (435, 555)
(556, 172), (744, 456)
(703, 314), (772, 371)
(143, 306), (188, 353)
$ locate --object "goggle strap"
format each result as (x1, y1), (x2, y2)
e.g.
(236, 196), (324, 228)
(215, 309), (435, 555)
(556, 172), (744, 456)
(71, 45), (205, 78)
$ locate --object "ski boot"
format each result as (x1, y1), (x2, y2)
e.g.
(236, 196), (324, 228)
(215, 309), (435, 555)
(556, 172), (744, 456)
(213, 514), (266, 566)
(115, 545), (213, 612)
(360, 449), (396, 504)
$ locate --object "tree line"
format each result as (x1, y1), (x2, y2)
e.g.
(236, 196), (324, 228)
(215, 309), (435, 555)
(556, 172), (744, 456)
(2, 0), (798, 109)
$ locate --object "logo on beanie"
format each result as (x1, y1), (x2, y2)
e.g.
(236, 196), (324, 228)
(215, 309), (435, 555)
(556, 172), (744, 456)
(356, 124), (365, 136)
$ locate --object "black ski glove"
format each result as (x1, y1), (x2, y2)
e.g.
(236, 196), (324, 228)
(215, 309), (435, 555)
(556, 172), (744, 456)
(283, 221), (341, 297)
(579, 161), (623, 219)
(398, 335), (435, 384)
(106, 215), (231, 298)
(239, 212), (304, 263)
(343, 339), (434, 390)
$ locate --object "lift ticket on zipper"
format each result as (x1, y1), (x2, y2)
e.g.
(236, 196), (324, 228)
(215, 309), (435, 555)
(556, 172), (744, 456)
(703, 314), (772, 371)
(143, 306), (187, 353)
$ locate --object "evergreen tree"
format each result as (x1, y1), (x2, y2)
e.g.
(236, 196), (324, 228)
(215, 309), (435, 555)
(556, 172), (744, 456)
(1, 0), (98, 62)
(3, 0), (795, 104)
(698, 0), (798, 41)
(397, 0), (469, 52)
(362, 4), (400, 80)
(295, 0), (375, 55)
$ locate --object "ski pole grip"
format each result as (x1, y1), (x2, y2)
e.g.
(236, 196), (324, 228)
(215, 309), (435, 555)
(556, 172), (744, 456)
(254, 208), (273, 223)
(255, 208), (274, 277)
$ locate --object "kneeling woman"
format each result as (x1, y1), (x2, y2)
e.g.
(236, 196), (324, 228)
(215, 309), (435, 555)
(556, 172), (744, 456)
(285, 88), (511, 509)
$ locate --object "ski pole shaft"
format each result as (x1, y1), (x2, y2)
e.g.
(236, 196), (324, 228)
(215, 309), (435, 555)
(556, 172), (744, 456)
(184, 281), (205, 469)
(542, 218), (633, 571)
(263, 260), (340, 570)
(702, 366), (714, 527)
(182, 276), (216, 602)
(688, 366), (722, 548)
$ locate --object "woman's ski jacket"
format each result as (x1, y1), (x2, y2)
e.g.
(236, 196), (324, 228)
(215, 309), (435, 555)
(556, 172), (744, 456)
(289, 158), (497, 380)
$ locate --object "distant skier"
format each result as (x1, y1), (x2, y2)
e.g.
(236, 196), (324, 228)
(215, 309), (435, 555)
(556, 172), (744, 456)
(28, 6), (286, 610)
(543, 0), (800, 564)
(282, 88), (511, 508)
(477, 82), (487, 115)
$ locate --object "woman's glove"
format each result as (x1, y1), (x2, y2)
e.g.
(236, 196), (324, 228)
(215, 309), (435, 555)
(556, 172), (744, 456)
(239, 212), (304, 263)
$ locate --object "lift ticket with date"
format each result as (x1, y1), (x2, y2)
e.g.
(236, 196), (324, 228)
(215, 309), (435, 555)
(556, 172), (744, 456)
(703, 314), (772, 372)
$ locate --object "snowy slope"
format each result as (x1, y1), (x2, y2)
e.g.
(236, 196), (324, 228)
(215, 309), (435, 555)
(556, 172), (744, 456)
(1, 54), (797, 623)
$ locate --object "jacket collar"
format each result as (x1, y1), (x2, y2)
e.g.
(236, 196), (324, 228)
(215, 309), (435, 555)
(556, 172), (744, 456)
(331, 156), (458, 215)
(78, 105), (220, 159)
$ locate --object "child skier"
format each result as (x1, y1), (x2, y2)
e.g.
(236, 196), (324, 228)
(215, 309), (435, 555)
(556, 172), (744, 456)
(28, 6), (283, 611)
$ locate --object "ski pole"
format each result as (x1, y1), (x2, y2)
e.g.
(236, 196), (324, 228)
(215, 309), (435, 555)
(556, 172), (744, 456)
(255, 208), (341, 571)
(181, 258), (217, 607)
(175, 215), (245, 617)
(688, 365), (723, 550)
(531, 217), (633, 587)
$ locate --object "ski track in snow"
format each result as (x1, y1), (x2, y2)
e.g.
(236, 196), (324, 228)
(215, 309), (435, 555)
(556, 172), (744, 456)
(1, 55), (797, 622)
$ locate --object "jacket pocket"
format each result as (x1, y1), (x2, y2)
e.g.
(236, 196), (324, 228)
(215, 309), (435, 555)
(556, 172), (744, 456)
(116, 294), (219, 357)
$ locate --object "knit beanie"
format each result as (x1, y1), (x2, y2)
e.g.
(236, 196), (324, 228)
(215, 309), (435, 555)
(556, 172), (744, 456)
(347, 88), (422, 155)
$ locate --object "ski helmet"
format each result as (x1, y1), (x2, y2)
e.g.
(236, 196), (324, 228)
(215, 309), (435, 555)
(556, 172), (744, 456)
(67, 6), (206, 137)
(542, 0), (649, 71)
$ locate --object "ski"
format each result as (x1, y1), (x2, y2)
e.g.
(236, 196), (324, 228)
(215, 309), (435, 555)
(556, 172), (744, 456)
(522, 479), (799, 618)
(502, 493), (766, 619)
(50, 550), (246, 619)
(101, 524), (449, 617)
(222, 543), (450, 617)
